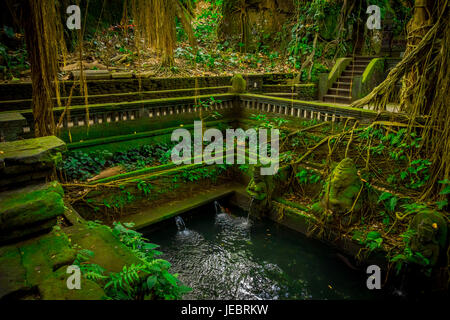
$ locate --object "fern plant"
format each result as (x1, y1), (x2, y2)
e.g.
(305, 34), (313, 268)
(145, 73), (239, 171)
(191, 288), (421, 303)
(104, 222), (191, 300)
(73, 249), (107, 281)
(74, 222), (191, 300)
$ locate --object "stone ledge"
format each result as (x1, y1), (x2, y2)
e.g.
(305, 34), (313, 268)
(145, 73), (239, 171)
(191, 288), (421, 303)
(0, 136), (66, 166)
(0, 136), (66, 189)
(0, 182), (65, 243)
(0, 112), (26, 142)
(121, 183), (244, 230)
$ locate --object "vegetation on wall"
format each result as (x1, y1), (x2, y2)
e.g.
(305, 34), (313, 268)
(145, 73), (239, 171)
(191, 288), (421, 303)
(352, 0), (449, 199)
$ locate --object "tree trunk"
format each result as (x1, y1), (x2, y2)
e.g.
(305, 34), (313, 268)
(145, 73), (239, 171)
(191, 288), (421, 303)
(21, 0), (61, 137)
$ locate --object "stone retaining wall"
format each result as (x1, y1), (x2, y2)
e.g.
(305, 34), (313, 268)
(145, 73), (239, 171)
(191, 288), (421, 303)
(0, 74), (265, 101)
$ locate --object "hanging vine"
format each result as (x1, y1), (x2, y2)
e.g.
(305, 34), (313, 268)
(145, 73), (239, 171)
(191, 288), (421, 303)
(351, 0), (449, 198)
(130, 0), (196, 68)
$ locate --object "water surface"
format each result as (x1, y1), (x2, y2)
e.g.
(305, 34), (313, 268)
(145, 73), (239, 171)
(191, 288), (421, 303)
(145, 204), (377, 300)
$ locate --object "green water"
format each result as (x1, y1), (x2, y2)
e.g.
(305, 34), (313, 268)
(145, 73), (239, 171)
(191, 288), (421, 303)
(144, 203), (378, 300)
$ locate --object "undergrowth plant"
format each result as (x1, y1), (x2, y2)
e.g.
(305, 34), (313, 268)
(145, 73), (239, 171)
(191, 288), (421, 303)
(74, 222), (191, 300)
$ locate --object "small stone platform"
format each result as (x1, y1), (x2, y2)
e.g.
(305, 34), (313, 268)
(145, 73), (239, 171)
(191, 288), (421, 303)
(0, 135), (66, 190)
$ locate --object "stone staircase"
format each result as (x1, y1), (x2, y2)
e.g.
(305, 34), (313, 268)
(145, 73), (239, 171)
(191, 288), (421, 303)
(323, 56), (374, 104)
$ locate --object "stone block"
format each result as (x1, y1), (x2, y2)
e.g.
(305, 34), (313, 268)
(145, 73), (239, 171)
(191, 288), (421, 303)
(0, 112), (27, 142)
(0, 182), (65, 243)
(0, 136), (66, 188)
(71, 70), (111, 80)
(111, 72), (133, 79)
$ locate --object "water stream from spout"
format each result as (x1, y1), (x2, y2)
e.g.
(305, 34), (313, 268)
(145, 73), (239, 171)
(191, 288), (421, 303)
(247, 197), (255, 224)
(214, 201), (222, 214)
(175, 216), (186, 231)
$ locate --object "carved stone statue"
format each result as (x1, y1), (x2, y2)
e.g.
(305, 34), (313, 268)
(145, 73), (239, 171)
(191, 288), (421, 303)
(230, 74), (247, 93)
(409, 210), (448, 267)
(311, 158), (362, 225)
(246, 165), (273, 216)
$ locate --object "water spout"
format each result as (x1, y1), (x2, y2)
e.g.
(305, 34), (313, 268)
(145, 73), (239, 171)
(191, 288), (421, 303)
(175, 216), (186, 231)
(214, 201), (222, 214)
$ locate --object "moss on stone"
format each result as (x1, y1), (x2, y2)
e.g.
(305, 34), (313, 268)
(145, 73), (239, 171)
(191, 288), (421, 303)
(327, 58), (352, 88)
(67, 119), (231, 153)
(362, 58), (385, 84)
(359, 58), (385, 99)
(38, 266), (105, 300)
(0, 182), (65, 232)
(0, 246), (27, 299)
(231, 74), (247, 93)
(66, 225), (142, 273)
(18, 231), (76, 287)
(0, 136), (66, 166)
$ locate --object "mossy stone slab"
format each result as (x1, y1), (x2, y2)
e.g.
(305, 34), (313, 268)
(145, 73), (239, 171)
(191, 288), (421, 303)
(0, 246), (27, 299)
(38, 266), (105, 300)
(0, 181), (65, 233)
(0, 135), (66, 167)
(65, 225), (142, 273)
(0, 112), (26, 124)
(19, 231), (76, 286)
(0, 231), (76, 299)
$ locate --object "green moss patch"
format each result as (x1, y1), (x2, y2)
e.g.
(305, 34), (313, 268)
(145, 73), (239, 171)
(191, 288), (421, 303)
(0, 182), (65, 233)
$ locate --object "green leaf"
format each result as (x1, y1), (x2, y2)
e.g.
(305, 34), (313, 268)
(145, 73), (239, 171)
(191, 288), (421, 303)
(146, 276), (157, 289)
(439, 185), (450, 195)
(143, 243), (160, 250)
(378, 192), (392, 203)
(123, 222), (135, 228)
(366, 231), (382, 241)
(388, 196), (398, 212)
(162, 270), (177, 286)
(436, 200), (448, 210)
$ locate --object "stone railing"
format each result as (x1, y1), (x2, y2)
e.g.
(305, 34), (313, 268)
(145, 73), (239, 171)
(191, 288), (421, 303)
(239, 93), (407, 124)
(5, 94), (236, 141)
(2, 83), (412, 143)
(351, 58), (386, 101)
(55, 94), (236, 129)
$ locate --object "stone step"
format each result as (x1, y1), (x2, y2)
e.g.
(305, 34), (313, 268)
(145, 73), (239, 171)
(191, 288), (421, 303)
(323, 94), (352, 104)
(348, 63), (369, 68)
(332, 82), (351, 89)
(353, 59), (374, 65)
(337, 75), (354, 81)
(341, 70), (364, 77)
(71, 70), (111, 80)
(0, 112), (27, 142)
(0, 181), (65, 244)
(353, 56), (377, 60)
(328, 88), (351, 95)
(346, 65), (367, 72)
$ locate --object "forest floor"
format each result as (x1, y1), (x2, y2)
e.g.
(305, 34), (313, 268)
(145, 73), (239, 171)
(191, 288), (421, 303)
(0, 1), (330, 82)
(1, 29), (298, 82)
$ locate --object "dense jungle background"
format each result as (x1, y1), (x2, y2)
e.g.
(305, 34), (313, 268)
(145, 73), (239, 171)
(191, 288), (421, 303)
(1, 0), (410, 80)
